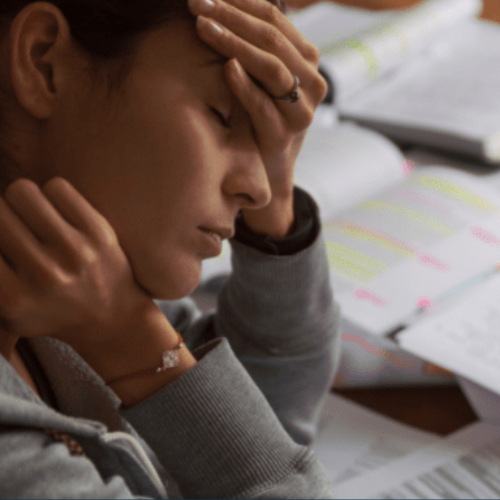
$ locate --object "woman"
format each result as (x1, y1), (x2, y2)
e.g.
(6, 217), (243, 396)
(0, 0), (340, 497)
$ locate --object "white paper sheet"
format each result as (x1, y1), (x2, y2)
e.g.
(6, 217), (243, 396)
(201, 115), (405, 284)
(326, 166), (500, 336)
(294, 120), (406, 221)
(288, 2), (396, 54)
(318, 0), (482, 103)
(458, 376), (500, 424)
(340, 19), (500, 161)
(397, 272), (500, 397)
(335, 421), (500, 499)
(313, 393), (440, 486)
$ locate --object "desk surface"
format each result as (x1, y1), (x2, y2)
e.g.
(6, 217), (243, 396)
(333, 385), (478, 436)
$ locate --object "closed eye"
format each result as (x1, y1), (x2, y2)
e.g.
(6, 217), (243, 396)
(210, 107), (231, 129)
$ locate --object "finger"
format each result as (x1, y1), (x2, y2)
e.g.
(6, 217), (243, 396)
(192, 0), (310, 72)
(198, 17), (315, 127)
(197, 15), (291, 96)
(195, 2), (327, 103)
(225, 58), (288, 146)
(42, 178), (112, 244)
(0, 196), (47, 273)
(191, 0), (319, 65)
(5, 179), (79, 248)
(225, 0), (317, 62)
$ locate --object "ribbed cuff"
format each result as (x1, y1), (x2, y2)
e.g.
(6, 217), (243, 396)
(233, 187), (320, 256)
(120, 339), (310, 499)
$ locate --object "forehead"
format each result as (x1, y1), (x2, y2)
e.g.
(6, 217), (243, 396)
(139, 18), (227, 74)
(126, 18), (234, 106)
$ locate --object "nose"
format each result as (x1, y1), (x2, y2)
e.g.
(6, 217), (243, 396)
(223, 151), (272, 210)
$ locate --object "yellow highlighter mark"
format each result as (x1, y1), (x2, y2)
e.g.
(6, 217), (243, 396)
(322, 39), (378, 80)
(342, 226), (415, 259)
(326, 241), (385, 283)
(358, 200), (454, 235)
(416, 176), (497, 212)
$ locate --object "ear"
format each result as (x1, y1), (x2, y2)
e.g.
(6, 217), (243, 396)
(8, 2), (73, 120)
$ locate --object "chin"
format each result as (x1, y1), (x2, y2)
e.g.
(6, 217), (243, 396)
(136, 258), (202, 301)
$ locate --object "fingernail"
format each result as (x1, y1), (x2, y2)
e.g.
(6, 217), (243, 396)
(197, 16), (223, 35)
(230, 59), (244, 77)
(189, 0), (215, 14)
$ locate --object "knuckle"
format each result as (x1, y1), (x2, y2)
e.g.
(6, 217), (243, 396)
(302, 107), (315, 128)
(313, 74), (329, 102)
(264, 3), (281, 26)
(277, 69), (290, 91)
(72, 243), (99, 275)
(5, 178), (39, 201)
(43, 176), (71, 198)
(261, 25), (282, 52)
(304, 44), (321, 66)
(99, 224), (119, 250)
(267, 59), (289, 90)
(31, 257), (62, 286)
(256, 95), (275, 118)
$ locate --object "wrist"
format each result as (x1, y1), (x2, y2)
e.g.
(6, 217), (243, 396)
(70, 300), (197, 407)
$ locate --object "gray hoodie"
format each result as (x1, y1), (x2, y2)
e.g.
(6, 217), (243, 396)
(0, 206), (340, 498)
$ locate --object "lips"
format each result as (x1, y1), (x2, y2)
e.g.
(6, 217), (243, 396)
(198, 226), (234, 241)
(198, 227), (228, 258)
(200, 229), (222, 247)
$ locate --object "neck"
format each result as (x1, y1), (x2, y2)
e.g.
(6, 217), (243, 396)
(0, 333), (42, 398)
(0, 330), (20, 363)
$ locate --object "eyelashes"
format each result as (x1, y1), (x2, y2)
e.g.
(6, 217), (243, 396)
(210, 107), (231, 129)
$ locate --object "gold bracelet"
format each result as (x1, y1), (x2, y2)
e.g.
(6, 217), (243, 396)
(105, 332), (185, 386)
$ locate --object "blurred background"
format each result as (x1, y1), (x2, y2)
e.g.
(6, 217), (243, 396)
(286, 0), (500, 23)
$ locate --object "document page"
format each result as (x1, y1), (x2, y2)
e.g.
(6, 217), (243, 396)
(340, 20), (500, 161)
(319, 0), (481, 103)
(397, 272), (500, 396)
(201, 117), (405, 284)
(408, 147), (500, 208)
(288, 1), (395, 52)
(334, 421), (500, 499)
(313, 393), (440, 487)
(326, 166), (500, 336)
(294, 121), (406, 221)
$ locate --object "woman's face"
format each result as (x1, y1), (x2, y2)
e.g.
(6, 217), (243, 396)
(46, 19), (271, 300)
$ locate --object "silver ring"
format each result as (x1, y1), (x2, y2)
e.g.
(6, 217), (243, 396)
(275, 76), (301, 104)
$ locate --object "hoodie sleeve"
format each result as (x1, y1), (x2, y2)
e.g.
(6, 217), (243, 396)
(156, 188), (341, 446)
(121, 338), (335, 499)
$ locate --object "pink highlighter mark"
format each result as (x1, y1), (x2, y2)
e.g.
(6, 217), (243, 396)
(417, 296), (433, 309)
(354, 288), (387, 307)
(401, 160), (415, 176)
(418, 253), (450, 271)
(470, 226), (500, 245)
(341, 332), (418, 370)
(342, 332), (383, 356)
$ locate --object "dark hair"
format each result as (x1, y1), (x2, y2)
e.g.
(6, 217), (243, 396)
(0, 0), (286, 188)
(0, 0), (287, 61)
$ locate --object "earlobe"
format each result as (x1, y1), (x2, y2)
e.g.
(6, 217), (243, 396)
(9, 2), (72, 120)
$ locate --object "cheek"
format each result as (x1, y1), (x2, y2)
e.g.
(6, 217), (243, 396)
(102, 122), (225, 298)
(131, 243), (203, 300)
(59, 86), (226, 298)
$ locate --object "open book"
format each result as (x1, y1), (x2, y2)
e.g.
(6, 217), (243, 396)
(200, 109), (409, 283)
(290, 0), (500, 163)
(327, 161), (500, 342)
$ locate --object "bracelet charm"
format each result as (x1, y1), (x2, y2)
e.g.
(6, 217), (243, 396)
(105, 332), (185, 386)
